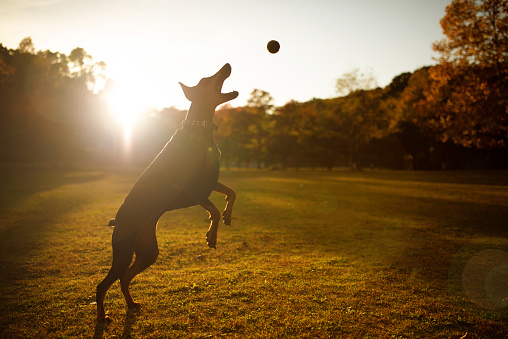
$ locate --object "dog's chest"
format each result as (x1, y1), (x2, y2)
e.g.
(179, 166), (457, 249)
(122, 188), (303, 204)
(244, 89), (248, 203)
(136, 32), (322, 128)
(205, 144), (221, 168)
(163, 128), (220, 176)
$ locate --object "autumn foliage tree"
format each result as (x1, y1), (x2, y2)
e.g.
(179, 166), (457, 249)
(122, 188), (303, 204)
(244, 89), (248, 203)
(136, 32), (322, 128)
(0, 38), (107, 164)
(331, 68), (399, 169)
(420, 0), (508, 148)
(245, 89), (275, 168)
(214, 104), (246, 167)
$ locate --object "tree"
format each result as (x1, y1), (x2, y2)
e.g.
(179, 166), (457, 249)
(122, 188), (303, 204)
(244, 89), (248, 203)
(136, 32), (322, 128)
(246, 89), (274, 114)
(214, 105), (246, 168)
(421, 0), (508, 148)
(273, 99), (335, 169)
(393, 68), (438, 169)
(270, 100), (303, 168)
(69, 47), (106, 91)
(433, 0), (507, 74)
(328, 89), (391, 169)
(18, 37), (35, 54)
(335, 68), (378, 96)
(333, 68), (387, 169)
(0, 45), (14, 85)
(244, 89), (275, 168)
(0, 37), (107, 165)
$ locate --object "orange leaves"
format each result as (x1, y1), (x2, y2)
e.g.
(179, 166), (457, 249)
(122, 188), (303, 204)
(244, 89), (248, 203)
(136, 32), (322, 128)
(435, 0), (508, 68)
(416, 0), (508, 148)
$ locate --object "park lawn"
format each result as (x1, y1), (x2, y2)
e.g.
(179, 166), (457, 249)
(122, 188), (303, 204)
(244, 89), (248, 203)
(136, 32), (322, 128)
(0, 166), (507, 338)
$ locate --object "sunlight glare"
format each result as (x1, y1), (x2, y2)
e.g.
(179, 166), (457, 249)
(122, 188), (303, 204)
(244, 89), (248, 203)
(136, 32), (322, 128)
(106, 84), (147, 131)
(105, 82), (153, 158)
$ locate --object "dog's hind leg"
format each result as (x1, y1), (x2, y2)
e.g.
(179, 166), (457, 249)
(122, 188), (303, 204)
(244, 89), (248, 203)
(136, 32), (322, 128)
(120, 218), (159, 309)
(96, 228), (138, 322)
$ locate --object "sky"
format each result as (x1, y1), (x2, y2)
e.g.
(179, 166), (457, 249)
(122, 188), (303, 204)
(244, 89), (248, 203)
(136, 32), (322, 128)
(0, 0), (451, 111)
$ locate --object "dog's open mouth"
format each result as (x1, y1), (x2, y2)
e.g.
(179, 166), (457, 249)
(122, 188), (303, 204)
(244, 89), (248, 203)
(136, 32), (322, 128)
(214, 63), (238, 102)
(179, 63), (238, 105)
(216, 82), (223, 92)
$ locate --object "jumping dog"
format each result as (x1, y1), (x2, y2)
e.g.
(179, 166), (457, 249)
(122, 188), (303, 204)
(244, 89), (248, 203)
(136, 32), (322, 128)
(96, 63), (238, 322)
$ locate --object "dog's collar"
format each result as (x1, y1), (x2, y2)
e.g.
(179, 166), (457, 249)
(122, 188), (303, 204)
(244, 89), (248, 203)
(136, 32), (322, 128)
(182, 120), (218, 131)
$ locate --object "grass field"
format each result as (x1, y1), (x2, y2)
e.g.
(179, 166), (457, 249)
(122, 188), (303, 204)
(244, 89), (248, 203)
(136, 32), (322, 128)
(0, 166), (507, 338)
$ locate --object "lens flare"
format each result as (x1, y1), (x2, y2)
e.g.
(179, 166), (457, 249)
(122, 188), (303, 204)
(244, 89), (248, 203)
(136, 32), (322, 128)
(106, 86), (145, 131)
(105, 83), (149, 158)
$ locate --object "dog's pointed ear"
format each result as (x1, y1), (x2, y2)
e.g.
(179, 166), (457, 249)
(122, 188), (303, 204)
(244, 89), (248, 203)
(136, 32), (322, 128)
(179, 82), (195, 101)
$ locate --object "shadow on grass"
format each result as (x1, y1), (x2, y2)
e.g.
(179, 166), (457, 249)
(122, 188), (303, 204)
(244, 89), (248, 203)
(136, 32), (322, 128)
(0, 165), (104, 214)
(92, 308), (139, 339)
(234, 169), (508, 285)
(330, 169), (508, 186)
(0, 166), (106, 307)
(92, 321), (106, 339)
(122, 308), (140, 338)
(0, 167), (105, 254)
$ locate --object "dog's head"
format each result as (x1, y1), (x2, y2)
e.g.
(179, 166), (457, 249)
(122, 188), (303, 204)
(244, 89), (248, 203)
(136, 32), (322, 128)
(179, 63), (238, 108)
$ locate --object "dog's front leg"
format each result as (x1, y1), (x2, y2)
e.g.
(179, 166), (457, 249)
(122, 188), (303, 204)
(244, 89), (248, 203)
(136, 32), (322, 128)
(213, 182), (236, 226)
(195, 198), (221, 249)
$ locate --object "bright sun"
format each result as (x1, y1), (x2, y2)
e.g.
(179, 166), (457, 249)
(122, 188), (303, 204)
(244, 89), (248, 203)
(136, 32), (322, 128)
(104, 82), (153, 157)
(106, 84), (147, 131)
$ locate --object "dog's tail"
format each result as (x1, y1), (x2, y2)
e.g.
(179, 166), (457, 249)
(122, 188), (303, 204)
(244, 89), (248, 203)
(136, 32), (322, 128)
(108, 218), (117, 227)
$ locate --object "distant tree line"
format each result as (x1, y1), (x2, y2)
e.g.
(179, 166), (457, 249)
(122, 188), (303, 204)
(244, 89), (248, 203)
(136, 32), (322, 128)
(0, 0), (507, 170)
(216, 67), (506, 170)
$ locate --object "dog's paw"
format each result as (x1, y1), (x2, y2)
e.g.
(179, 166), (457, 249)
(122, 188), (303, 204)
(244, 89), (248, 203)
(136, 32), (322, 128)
(127, 302), (142, 310)
(206, 229), (217, 249)
(97, 315), (112, 323)
(222, 209), (232, 226)
(206, 238), (217, 249)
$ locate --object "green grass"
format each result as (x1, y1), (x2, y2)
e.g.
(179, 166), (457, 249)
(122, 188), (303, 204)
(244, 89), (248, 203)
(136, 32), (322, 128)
(0, 166), (507, 338)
